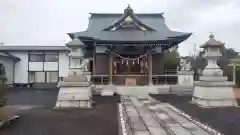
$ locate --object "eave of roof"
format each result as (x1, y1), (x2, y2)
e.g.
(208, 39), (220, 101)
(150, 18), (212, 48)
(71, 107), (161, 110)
(77, 30), (192, 42)
(79, 33), (192, 45)
(0, 52), (20, 61)
(0, 46), (70, 51)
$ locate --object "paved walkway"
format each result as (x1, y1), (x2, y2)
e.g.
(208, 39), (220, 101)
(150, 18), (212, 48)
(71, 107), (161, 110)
(120, 96), (220, 135)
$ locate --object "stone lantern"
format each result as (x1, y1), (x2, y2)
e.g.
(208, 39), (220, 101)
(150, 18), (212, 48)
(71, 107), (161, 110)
(201, 34), (223, 77)
(191, 34), (237, 107)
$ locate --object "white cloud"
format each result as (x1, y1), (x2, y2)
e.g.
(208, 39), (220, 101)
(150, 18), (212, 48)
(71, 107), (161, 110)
(0, 0), (239, 56)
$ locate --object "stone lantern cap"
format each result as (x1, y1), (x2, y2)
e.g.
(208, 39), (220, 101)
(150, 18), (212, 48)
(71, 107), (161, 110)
(200, 34), (225, 48)
(66, 38), (85, 47)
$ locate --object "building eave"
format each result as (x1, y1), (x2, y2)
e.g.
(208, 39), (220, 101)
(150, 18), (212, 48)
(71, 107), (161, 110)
(0, 46), (70, 51)
(0, 52), (20, 61)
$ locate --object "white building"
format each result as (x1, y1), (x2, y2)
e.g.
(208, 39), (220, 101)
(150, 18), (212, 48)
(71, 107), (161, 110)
(0, 45), (85, 88)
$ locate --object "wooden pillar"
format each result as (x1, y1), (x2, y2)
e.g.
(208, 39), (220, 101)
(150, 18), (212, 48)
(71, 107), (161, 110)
(93, 45), (96, 74)
(148, 53), (153, 85)
(109, 52), (113, 84)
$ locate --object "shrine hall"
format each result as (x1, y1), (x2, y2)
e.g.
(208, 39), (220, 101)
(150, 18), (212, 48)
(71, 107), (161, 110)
(67, 5), (192, 86)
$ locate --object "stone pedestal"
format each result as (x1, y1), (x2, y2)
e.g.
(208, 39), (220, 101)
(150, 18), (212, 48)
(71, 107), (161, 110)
(192, 64), (237, 107)
(55, 73), (92, 108)
(178, 71), (194, 86)
(171, 70), (194, 94)
(192, 81), (237, 107)
(83, 71), (92, 82)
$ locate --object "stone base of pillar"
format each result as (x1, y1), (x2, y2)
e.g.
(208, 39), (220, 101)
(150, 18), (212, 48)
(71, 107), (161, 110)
(83, 71), (92, 82)
(192, 82), (237, 107)
(55, 85), (92, 108)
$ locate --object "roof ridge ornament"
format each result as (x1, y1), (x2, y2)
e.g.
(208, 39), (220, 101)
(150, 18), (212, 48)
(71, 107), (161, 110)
(209, 32), (214, 39)
(102, 5), (156, 31)
(124, 4), (133, 13)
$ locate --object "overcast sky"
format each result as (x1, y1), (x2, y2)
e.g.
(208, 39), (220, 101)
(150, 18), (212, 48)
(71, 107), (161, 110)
(0, 0), (239, 56)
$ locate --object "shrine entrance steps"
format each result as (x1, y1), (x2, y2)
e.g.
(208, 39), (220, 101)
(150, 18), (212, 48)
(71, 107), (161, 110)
(118, 96), (222, 135)
(97, 85), (193, 98)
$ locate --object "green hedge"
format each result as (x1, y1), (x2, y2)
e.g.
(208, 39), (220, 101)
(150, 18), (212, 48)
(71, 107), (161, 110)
(0, 84), (8, 106)
(235, 68), (240, 87)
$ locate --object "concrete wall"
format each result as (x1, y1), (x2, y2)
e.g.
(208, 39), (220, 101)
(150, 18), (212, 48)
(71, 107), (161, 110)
(0, 57), (14, 84)
(10, 51), (29, 84)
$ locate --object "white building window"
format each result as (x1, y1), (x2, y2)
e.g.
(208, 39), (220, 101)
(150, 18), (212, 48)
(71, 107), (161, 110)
(28, 72), (35, 83)
(45, 54), (58, 62)
(28, 71), (58, 83)
(44, 52), (58, 62)
(46, 72), (58, 83)
(35, 72), (45, 83)
(29, 54), (44, 62)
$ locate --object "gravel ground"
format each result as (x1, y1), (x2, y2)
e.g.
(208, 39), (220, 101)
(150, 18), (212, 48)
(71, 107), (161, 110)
(0, 89), (120, 135)
(151, 94), (240, 135)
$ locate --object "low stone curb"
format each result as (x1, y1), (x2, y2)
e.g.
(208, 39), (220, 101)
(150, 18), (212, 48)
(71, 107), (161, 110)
(0, 115), (20, 129)
(165, 104), (224, 135)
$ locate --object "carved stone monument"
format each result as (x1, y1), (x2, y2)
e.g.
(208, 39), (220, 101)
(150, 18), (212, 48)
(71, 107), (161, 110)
(192, 34), (237, 107)
(55, 71), (92, 108)
(172, 58), (194, 93)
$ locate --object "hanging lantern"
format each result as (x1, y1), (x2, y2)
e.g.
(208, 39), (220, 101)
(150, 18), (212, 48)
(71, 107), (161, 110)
(121, 59), (124, 64)
(126, 60), (128, 66)
(132, 60), (135, 65)
(114, 61), (117, 67)
(137, 58), (139, 64)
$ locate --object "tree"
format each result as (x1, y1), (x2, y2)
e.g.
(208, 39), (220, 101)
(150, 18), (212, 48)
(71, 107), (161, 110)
(0, 63), (7, 106)
(163, 51), (180, 71)
(190, 47), (238, 80)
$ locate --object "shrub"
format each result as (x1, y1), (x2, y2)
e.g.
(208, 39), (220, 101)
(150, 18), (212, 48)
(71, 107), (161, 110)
(0, 84), (7, 106)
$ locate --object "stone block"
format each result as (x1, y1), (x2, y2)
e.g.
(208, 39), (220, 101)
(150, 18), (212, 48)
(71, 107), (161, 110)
(133, 131), (151, 135)
(199, 76), (227, 82)
(101, 84), (116, 96)
(157, 85), (170, 93)
(148, 127), (168, 135)
(192, 85), (237, 107)
(178, 75), (194, 86)
(55, 86), (92, 108)
(170, 85), (193, 94)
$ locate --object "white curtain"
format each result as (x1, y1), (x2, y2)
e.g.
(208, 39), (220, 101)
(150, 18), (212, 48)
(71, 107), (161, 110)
(35, 72), (45, 83)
